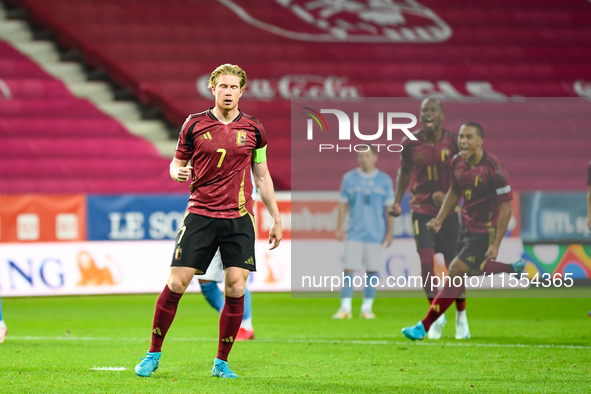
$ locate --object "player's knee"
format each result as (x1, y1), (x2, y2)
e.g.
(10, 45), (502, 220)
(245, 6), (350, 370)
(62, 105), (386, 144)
(167, 277), (189, 294)
(448, 265), (465, 279)
(225, 279), (245, 298)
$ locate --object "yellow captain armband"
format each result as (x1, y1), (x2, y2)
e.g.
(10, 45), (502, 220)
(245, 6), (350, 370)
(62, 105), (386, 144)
(253, 145), (267, 163)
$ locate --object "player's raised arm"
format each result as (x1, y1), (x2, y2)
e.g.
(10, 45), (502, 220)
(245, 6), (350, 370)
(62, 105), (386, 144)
(169, 157), (192, 183)
(436, 187), (459, 222)
(252, 160), (282, 250)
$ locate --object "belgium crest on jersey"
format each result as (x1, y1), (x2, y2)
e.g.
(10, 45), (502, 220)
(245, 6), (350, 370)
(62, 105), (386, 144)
(236, 130), (247, 146)
(441, 148), (450, 161)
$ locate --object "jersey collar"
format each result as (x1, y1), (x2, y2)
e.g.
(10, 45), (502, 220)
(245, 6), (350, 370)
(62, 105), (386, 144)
(356, 168), (378, 179)
(464, 149), (487, 168)
(208, 108), (243, 123)
(418, 128), (445, 144)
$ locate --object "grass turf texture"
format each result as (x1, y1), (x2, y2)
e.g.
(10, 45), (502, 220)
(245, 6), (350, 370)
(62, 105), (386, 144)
(1, 292), (590, 393)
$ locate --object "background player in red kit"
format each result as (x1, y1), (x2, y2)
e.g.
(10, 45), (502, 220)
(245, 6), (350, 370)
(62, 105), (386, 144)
(391, 98), (465, 339)
(135, 64), (282, 378)
(401, 122), (525, 340)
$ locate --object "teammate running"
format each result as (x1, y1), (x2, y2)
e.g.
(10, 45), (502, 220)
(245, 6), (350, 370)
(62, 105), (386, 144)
(402, 122), (525, 340)
(391, 98), (465, 339)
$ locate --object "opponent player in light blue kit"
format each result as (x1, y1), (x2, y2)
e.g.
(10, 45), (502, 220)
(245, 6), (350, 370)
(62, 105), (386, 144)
(334, 147), (394, 319)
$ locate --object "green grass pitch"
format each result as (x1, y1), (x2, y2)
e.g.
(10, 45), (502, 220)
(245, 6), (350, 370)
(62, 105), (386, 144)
(1, 291), (590, 393)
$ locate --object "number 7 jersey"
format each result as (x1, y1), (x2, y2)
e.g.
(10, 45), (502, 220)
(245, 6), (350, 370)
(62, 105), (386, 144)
(175, 109), (268, 219)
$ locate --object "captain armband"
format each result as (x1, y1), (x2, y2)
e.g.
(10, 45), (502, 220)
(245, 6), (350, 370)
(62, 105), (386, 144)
(253, 145), (267, 163)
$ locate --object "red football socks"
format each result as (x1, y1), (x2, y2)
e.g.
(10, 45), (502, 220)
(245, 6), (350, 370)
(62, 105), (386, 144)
(444, 257), (466, 311)
(422, 278), (463, 331)
(217, 294), (245, 362)
(418, 247), (436, 303)
(482, 259), (514, 274)
(149, 285), (183, 353)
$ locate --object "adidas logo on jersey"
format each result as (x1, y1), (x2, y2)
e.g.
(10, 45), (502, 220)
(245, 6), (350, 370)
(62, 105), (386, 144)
(244, 257), (254, 266)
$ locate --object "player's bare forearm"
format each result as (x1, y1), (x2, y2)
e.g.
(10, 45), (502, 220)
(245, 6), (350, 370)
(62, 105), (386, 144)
(394, 167), (411, 204)
(386, 208), (394, 235)
(335, 203), (348, 241)
(390, 167), (410, 217)
(336, 203), (347, 232)
(384, 208), (394, 247)
(435, 188), (459, 223)
(170, 157), (191, 182)
(253, 161), (282, 248)
(428, 188), (457, 233)
(493, 201), (512, 249)
(253, 166), (280, 220)
(254, 174), (280, 221)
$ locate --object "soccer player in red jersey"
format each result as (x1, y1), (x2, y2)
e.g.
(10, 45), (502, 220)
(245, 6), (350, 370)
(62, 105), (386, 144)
(135, 64), (282, 378)
(401, 122), (525, 340)
(390, 98), (465, 339)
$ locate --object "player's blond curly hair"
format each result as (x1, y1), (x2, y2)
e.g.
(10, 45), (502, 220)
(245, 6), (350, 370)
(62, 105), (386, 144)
(208, 63), (247, 89)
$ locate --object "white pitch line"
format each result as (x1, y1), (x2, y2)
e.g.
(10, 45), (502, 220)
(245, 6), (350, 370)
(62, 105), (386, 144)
(8, 336), (591, 350)
(89, 367), (127, 371)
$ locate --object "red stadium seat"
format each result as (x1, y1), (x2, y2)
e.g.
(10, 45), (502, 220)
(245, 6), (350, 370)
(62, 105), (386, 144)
(0, 40), (187, 194)
(5, 0), (591, 191)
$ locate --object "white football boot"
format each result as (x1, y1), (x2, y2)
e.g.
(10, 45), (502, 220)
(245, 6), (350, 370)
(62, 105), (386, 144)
(427, 314), (446, 339)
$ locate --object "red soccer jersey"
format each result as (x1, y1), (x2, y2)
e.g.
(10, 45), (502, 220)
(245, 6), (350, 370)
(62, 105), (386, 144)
(450, 150), (513, 233)
(400, 129), (459, 217)
(175, 109), (267, 219)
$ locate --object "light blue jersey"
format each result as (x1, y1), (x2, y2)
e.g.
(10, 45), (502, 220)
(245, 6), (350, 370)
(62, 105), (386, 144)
(340, 168), (394, 244)
(251, 171), (258, 200)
